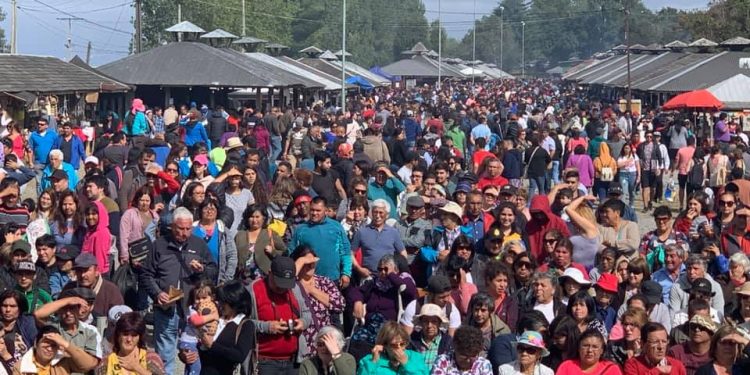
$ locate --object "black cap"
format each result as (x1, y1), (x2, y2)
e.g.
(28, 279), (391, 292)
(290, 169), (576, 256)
(56, 245), (80, 261)
(49, 169), (68, 181)
(640, 280), (663, 305)
(485, 226), (503, 242)
(60, 287), (96, 304)
(426, 275), (452, 294)
(607, 185), (623, 196)
(689, 278), (714, 296)
(14, 261), (35, 273)
(271, 256), (296, 290)
(500, 185), (518, 196)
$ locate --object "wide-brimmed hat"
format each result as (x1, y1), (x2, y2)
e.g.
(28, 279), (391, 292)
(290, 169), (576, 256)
(735, 282), (750, 296)
(558, 268), (591, 287)
(513, 331), (549, 357)
(131, 98), (145, 112)
(689, 314), (717, 333)
(224, 137), (243, 151)
(438, 201), (463, 219)
(412, 303), (449, 326)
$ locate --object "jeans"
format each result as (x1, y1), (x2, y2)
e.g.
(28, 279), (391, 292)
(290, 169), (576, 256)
(154, 306), (180, 375)
(550, 160), (561, 185)
(528, 175), (547, 198)
(270, 135), (283, 162)
(594, 179), (611, 201)
(179, 341), (201, 375)
(257, 359), (299, 375)
(34, 163), (46, 195)
(619, 171), (637, 207)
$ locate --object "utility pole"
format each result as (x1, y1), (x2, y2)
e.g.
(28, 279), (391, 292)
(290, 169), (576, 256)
(499, 6), (504, 71)
(341, 0), (346, 108)
(57, 17), (84, 60)
(625, 0), (632, 112)
(86, 41), (92, 64)
(472, 0), (476, 86)
(521, 21), (526, 78)
(134, 0), (142, 53)
(10, 0), (17, 54)
(177, 4), (182, 42)
(437, 0), (442, 90)
(242, 0), (246, 36)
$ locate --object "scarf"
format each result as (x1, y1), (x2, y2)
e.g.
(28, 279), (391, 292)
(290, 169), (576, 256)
(106, 348), (147, 375)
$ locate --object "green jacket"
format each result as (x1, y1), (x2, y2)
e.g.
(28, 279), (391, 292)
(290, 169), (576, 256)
(357, 350), (429, 375)
(300, 353), (357, 375)
(445, 124), (466, 156)
(17, 286), (52, 313)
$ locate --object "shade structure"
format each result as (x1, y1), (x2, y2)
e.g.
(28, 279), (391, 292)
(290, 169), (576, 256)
(662, 89), (724, 110)
(345, 75), (374, 90)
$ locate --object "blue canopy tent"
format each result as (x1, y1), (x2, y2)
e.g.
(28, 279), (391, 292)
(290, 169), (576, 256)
(345, 75), (374, 90)
(370, 66), (401, 82)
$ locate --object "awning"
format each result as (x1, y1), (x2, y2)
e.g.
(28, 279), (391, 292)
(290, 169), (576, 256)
(1, 91), (37, 103)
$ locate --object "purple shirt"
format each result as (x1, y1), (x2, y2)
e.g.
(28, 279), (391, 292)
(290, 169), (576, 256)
(565, 154), (595, 187)
(715, 120), (731, 142)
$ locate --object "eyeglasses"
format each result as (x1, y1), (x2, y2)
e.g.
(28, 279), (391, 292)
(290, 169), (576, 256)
(166, 168), (178, 173)
(515, 261), (533, 270)
(688, 324), (711, 333)
(544, 238), (558, 244)
(388, 341), (407, 349)
(654, 217), (670, 222)
(517, 345), (541, 355)
(719, 200), (735, 207)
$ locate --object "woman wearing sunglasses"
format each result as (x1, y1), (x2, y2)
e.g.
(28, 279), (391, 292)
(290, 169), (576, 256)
(557, 329), (622, 375)
(357, 321), (428, 375)
(429, 325), (493, 374)
(498, 331), (553, 375)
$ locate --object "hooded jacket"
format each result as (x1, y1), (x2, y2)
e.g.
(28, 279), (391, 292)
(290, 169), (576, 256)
(180, 118), (211, 149)
(668, 273), (725, 314)
(593, 142), (618, 179)
(206, 111), (227, 145)
(361, 135), (390, 164)
(82, 200), (112, 275)
(526, 195), (570, 264)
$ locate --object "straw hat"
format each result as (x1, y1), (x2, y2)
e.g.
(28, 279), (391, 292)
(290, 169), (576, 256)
(412, 303), (449, 326)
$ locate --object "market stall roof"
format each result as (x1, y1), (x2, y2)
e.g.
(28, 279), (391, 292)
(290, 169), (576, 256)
(232, 36), (268, 45)
(721, 36), (750, 46)
(648, 51), (750, 92)
(381, 54), (460, 78)
(318, 50), (338, 60)
(266, 43), (289, 50)
(334, 50), (352, 57)
(297, 57), (389, 86)
(98, 42), (321, 88)
(200, 29), (238, 39)
(601, 52), (688, 88)
(665, 40), (688, 48)
(707, 74), (750, 109)
(246, 53), (342, 91)
(564, 54), (625, 82)
(299, 46), (323, 54)
(0, 54), (130, 94)
(580, 53), (665, 85)
(165, 21), (205, 33)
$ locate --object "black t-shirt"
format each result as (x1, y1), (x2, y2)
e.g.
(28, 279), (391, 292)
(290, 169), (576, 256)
(312, 169), (340, 205)
(59, 138), (73, 163)
(524, 146), (551, 178)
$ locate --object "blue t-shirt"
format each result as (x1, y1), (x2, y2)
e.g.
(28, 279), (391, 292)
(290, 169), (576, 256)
(29, 130), (58, 165)
(352, 225), (405, 272)
(470, 124), (491, 149)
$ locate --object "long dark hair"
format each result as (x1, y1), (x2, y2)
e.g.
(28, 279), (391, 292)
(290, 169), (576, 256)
(566, 291), (597, 324)
(54, 190), (83, 234)
(244, 166), (268, 206)
(447, 235), (475, 271)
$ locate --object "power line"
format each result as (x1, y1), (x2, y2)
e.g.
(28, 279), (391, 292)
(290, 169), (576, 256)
(15, 1), (132, 14)
(31, 0), (132, 35)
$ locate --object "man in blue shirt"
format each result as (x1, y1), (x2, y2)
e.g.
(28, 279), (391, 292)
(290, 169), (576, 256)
(29, 117), (58, 190)
(368, 164), (406, 220)
(52, 122), (86, 170)
(469, 117), (491, 151)
(289, 197), (352, 288)
(351, 199), (406, 277)
(651, 242), (687, 304)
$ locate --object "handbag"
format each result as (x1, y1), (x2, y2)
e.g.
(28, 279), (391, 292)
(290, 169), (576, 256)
(128, 237), (151, 263)
(523, 146), (541, 178)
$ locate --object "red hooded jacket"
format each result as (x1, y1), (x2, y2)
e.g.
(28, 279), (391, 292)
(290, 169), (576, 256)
(526, 195), (570, 265)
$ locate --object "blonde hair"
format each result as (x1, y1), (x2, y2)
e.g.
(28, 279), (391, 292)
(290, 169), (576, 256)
(375, 321), (409, 347)
(621, 307), (649, 328)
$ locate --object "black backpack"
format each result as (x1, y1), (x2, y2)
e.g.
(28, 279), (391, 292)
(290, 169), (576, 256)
(688, 158), (705, 189)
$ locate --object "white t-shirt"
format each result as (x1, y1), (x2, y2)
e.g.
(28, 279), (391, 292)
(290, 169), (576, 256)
(499, 361), (554, 375)
(400, 300), (461, 330)
(534, 300), (556, 325)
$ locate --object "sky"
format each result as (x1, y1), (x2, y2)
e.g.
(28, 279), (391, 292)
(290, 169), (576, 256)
(1, 0), (709, 66)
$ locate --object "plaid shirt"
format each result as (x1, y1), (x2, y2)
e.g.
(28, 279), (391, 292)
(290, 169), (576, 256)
(421, 335), (442, 368)
(153, 115), (165, 134)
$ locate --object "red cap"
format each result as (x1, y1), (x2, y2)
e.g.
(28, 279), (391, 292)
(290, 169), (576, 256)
(595, 273), (618, 294)
(294, 195), (312, 206)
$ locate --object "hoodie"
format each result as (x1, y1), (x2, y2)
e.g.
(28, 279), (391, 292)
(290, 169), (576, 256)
(180, 118), (211, 149)
(361, 135), (390, 164)
(526, 195), (570, 264)
(82, 201), (112, 274)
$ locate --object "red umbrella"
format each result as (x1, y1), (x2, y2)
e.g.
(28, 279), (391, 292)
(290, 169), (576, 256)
(662, 89), (723, 110)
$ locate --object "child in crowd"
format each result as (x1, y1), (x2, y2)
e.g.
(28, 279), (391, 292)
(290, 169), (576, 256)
(14, 260), (52, 312)
(179, 282), (219, 375)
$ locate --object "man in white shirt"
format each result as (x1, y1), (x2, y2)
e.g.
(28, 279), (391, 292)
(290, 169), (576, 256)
(400, 274), (461, 336)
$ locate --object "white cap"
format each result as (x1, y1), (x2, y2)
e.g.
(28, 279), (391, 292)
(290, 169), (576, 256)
(108, 305), (133, 324)
(84, 156), (99, 165)
(559, 268), (591, 286)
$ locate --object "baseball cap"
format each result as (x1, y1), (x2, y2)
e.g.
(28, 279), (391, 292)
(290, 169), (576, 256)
(14, 261), (35, 273)
(500, 185), (518, 196)
(406, 195), (425, 208)
(56, 245), (81, 261)
(271, 256), (296, 290)
(49, 169), (68, 181)
(640, 280), (663, 305)
(653, 131), (662, 137)
(294, 194), (312, 206)
(454, 182), (471, 194)
(426, 275), (452, 294)
(73, 253), (98, 269)
(108, 305), (133, 324)
(558, 268), (591, 287)
(193, 154), (209, 166)
(689, 314), (717, 333)
(607, 185), (623, 196)
(11, 240), (31, 255)
(485, 226), (503, 242)
(84, 156), (100, 165)
(689, 278), (714, 296)
(60, 287), (96, 304)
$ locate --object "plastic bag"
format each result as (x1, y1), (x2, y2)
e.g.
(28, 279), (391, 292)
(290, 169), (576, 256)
(665, 178), (676, 202)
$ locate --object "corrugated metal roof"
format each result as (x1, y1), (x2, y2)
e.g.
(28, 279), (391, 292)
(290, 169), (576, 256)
(279, 56), (353, 87)
(98, 42), (321, 88)
(690, 38), (718, 47)
(650, 51), (750, 92)
(580, 54), (655, 85)
(247, 53), (342, 90)
(298, 58), (348, 78)
(565, 55), (625, 82)
(707, 74), (750, 109)
(382, 57), (445, 78)
(330, 60), (391, 85)
(299, 46), (323, 53)
(319, 50), (338, 60)
(165, 21), (205, 33)
(200, 29), (238, 39)
(0, 54), (130, 94)
(233, 36), (267, 45)
(602, 52), (686, 88)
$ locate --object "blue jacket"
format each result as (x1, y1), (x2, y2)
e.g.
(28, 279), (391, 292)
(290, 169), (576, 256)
(419, 225), (473, 279)
(52, 135), (86, 169)
(180, 119), (211, 149)
(367, 177), (406, 219)
(29, 130), (58, 165)
(289, 217), (352, 281)
(125, 111), (149, 136)
(39, 163), (78, 194)
(402, 118), (421, 143)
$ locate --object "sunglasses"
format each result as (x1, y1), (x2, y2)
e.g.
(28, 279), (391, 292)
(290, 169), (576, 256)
(354, 189), (367, 194)
(377, 267), (389, 272)
(166, 168), (178, 172)
(719, 200), (735, 207)
(654, 217), (670, 222)
(544, 238), (558, 244)
(517, 345), (541, 355)
(515, 261), (533, 270)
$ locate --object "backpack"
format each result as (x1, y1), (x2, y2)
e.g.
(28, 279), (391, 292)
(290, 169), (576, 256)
(687, 159), (705, 188)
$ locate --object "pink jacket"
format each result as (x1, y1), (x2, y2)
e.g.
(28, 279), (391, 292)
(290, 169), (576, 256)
(119, 207), (159, 260)
(82, 201), (112, 274)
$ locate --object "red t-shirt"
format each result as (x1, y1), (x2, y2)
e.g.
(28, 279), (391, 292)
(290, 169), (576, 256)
(473, 150), (494, 168)
(666, 343), (710, 375)
(624, 355), (687, 375)
(557, 359), (622, 375)
(252, 279), (299, 358)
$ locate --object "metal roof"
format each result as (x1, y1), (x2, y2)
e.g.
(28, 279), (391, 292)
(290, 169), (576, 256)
(649, 51), (750, 92)
(165, 21), (205, 33)
(707, 74), (750, 109)
(265, 43), (289, 50)
(382, 55), (462, 78)
(279, 56), (354, 88)
(0, 54), (130, 94)
(581, 53), (661, 85)
(411, 42), (429, 53)
(246, 53), (342, 91)
(665, 40), (688, 48)
(689, 38), (718, 47)
(565, 54), (626, 82)
(318, 50), (338, 60)
(329, 60), (391, 85)
(333, 50), (352, 57)
(98, 42), (321, 88)
(299, 46), (323, 54)
(721, 37), (750, 46)
(200, 29), (238, 39)
(601, 52), (688, 88)
(232, 36), (268, 45)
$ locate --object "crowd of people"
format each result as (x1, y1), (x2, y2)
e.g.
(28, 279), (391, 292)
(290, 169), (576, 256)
(0, 77), (749, 375)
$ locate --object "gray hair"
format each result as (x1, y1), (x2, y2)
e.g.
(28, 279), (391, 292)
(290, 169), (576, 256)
(685, 254), (707, 270)
(730, 252), (750, 272)
(315, 326), (345, 350)
(49, 149), (63, 160)
(172, 207), (194, 222)
(378, 254), (396, 268)
(371, 199), (391, 214)
(664, 242), (687, 257)
(532, 271), (558, 288)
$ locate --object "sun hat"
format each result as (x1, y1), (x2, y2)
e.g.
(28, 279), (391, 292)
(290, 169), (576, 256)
(438, 201), (463, 219)
(513, 330), (549, 357)
(558, 268), (591, 287)
(224, 137), (243, 151)
(689, 314), (717, 333)
(735, 282), (750, 296)
(412, 303), (449, 326)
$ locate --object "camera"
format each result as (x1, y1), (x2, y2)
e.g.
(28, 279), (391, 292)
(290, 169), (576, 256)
(287, 319), (295, 335)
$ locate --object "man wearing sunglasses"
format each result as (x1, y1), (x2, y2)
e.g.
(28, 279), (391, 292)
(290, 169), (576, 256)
(28, 117), (58, 191)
